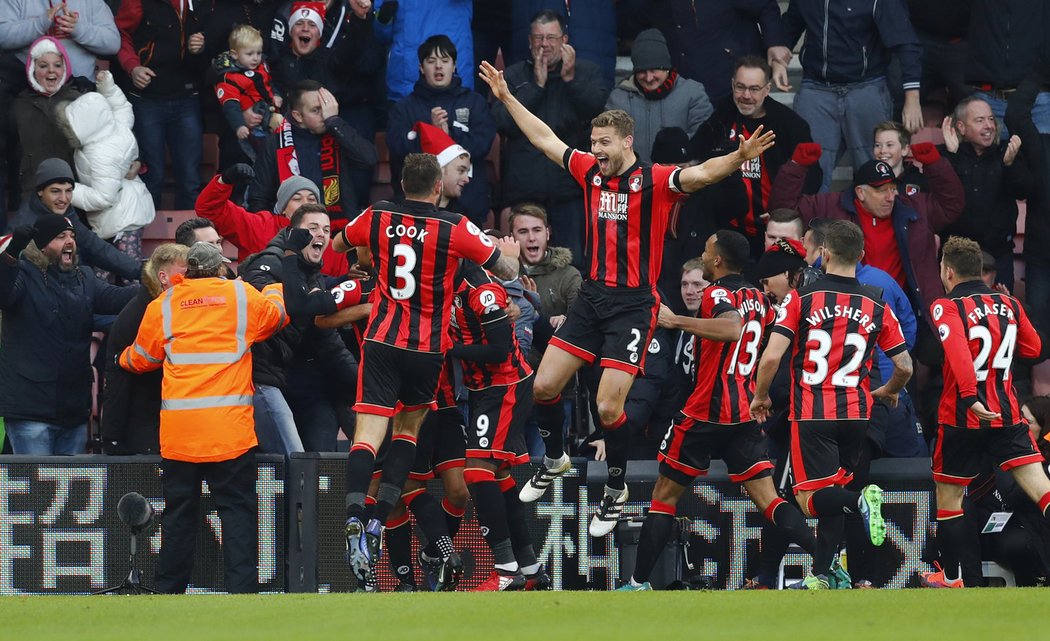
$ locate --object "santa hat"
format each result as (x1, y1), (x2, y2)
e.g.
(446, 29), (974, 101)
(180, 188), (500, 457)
(290, 1), (325, 33)
(407, 122), (471, 170)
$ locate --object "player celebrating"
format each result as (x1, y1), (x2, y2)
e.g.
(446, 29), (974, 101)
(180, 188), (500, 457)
(921, 236), (1049, 588)
(333, 153), (520, 586)
(478, 61), (776, 508)
(618, 230), (817, 590)
(751, 220), (913, 589)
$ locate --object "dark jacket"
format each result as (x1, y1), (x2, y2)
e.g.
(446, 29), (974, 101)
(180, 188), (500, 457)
(967, 0), (1050, 89)
(781, 0), (922, 90)
(246, 117), (377, 219)
(769, 156), (965, 325)
(387, 77), (497, 224)
(268, 10), (381, 101)
(113, 0), (211, 99)
(493, 57), (608, 205)
(941, 141), (1034, 256)
(102, 286), (161, 454)
(690, 95), (821, 254)
(0, 247), (138, 426)
(509, 0), (618, 89)
(11, 80), (89, 201)
(906, 0), (971, 40)
(1007, 76), (1050, 267)
(240, 229), (357, 391)
(652, 0), (786, 103)
(9, 197), (142, 282)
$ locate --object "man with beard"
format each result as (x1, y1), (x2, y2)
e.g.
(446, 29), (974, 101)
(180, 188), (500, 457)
(0, 215), (137, 454)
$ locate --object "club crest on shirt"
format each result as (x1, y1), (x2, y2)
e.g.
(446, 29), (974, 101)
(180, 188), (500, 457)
(630, 176), (642, 192)
(456, 107), (470, 123)
(905, 184), (919, 196)
(245, 70), (255, 77)
(729, 127), (737, 141)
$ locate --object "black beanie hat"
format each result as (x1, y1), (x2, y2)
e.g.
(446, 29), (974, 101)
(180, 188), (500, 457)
(755, 237), (807, 280)
(33, 214), (75, 249)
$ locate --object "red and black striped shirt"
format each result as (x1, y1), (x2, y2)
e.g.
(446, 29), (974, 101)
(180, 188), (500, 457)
(563, 149), (687, 290)
(450, 263), (533, 390)
(682, 275), (775, 424)
(342, 200), (500, 353)
(728, 122), (770, 237)
(932, 281), (1042, 428)
(772, 274), (907, 422)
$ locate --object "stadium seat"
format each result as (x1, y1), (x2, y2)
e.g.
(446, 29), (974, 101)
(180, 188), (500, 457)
(982, 561), (1016, 587)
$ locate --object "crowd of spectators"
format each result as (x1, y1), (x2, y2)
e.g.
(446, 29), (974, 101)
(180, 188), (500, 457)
(1, 0), (1050, 586)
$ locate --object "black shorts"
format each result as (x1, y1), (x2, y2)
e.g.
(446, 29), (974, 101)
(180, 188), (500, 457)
(790, 420), (867, 492)
(464, 376), (533, 465)
(657, 416), (774, 486)
(409, 406), (466, 481)
(932, 423), (1044, 486)
(549, 281), (658, 375)
(354, 340), (444, 417)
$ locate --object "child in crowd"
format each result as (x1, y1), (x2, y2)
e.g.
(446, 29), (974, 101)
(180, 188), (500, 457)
(213, 25), (283, 160)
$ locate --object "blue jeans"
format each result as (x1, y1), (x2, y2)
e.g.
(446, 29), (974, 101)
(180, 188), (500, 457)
(131, 95), (203, 210)
(794, 77), (893, 192)
(5, 420), (87, 455)
(976, 90), (1050, 140)
(252, 385), (304, 455)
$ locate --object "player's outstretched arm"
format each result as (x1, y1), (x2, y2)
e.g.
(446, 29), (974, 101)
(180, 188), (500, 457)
(750, 332), (790, 423)
(479, 61), (569, 166)
(678, 125), (776, 193)
(871, 350), (913, 408)
(657, 304), (742, 342)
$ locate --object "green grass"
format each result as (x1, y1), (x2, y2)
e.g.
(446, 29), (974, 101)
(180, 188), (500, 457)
(2, 590), (1045, 641)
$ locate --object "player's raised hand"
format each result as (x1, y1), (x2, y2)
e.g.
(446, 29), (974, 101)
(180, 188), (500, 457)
(496, 235), (520, 259)
(738, 125), (775, 161)
(968, 400), (1001, 422)
(749, 395), (772, 424)
(871, 385), (899, 408)
(479, 61), (511, 102)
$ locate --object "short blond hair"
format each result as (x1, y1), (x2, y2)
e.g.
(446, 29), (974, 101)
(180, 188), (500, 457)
(142, 243), (188, 298)
(229, 24), (263, 52)
(591, 109), (634, 138)
(508, 202), (548, 228)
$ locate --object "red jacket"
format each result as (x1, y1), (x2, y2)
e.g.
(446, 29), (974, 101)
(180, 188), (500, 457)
(769, 157), (965, 326)
(194, 175), (349, 277)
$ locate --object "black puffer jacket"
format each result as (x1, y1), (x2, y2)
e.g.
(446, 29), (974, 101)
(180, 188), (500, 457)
(240, 229), (356, 390)
(102, 286), (161, 454)
(0, 245), (138, 426)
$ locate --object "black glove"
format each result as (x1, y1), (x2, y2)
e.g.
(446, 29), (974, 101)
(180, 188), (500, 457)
(286, 227), (313, 252)
(8, 225), (33, 256)
(221, 163), (255, 185)
(376, 0), (398, 24)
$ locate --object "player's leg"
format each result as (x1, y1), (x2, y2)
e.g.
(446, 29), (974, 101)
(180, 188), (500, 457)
(497, 467), (549, 590)
(402, 480), (461, 591)
(1010, 462), (1050, 518)
(589, 367), (639, 536)
(527, 343), (585, 484)
(745, 475), (816, 556)
(923, 424), (981, 587)
(997, 422), (1050, 517)
(384, 500), (416, 590)
(466, 457), (526, 591)
(619, 475), (687, 591)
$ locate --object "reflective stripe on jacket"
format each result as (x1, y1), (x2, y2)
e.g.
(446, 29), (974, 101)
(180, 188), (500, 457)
(120, 277), (289, 462)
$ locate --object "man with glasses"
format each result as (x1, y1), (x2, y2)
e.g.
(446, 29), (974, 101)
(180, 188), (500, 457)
(690, 57), (820, 258)
(492, 9), (608, 269)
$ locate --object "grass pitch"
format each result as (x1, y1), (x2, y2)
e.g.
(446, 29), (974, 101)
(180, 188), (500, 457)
(4, 589), (1044, 641)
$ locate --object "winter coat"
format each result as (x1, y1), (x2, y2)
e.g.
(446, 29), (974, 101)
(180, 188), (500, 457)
(769, 156), (965, 326)
(240, 230), (358, 391)
(61, 71), (155, 239)
(246, 117), (377, 220)
(11, 37), (88, 201)
(0, 0), (120, 79)
(1007, 77), (1050, 268)
(967, 0), (1049, 88)
(0, 244), (138, 426)
(509, 0), (617, 89)
(941, 140), (1034, 257)
(493, 57), (608, 205)
(652, 0), (785, 104)
(102, 286), (161, 454)
(521, 246), (582, 320)
(605, 75), (713, 165)
(113, 0), (210, 99)
(195, 175), (350, 277)
(269, 10), (379, 99)
(9, 196), (143, 281)
(387, 77), (496, 224)
(781, 0), (922, 90)
(373, 0), (474, 103)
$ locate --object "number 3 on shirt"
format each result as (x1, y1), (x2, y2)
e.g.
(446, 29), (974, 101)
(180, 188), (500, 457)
(803, 329), (866, 386)
(390, 244), (417, 300)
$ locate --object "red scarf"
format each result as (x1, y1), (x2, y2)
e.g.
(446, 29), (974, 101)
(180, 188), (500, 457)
(276, 119), (342, 214)
(637, 70), (678, 101)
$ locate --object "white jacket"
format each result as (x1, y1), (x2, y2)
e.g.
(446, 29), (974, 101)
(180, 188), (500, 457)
(65, 71), (155, 239)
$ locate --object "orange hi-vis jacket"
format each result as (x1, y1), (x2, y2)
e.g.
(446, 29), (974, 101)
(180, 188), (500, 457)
(119, 275), (289, 463)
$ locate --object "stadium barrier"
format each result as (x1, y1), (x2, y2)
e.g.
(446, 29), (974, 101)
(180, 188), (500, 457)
(0, 455), (934, 594)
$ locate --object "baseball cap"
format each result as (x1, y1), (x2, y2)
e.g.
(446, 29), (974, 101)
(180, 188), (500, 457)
(186, 241), (231, 275)
(853, 160), (897, 188)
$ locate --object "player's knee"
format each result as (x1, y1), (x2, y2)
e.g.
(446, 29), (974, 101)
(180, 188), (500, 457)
(797, 491), (815, 517)
(445, 484), (469, 508)
(596, 400), (625, 428)
(532, 374), (560, 402)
